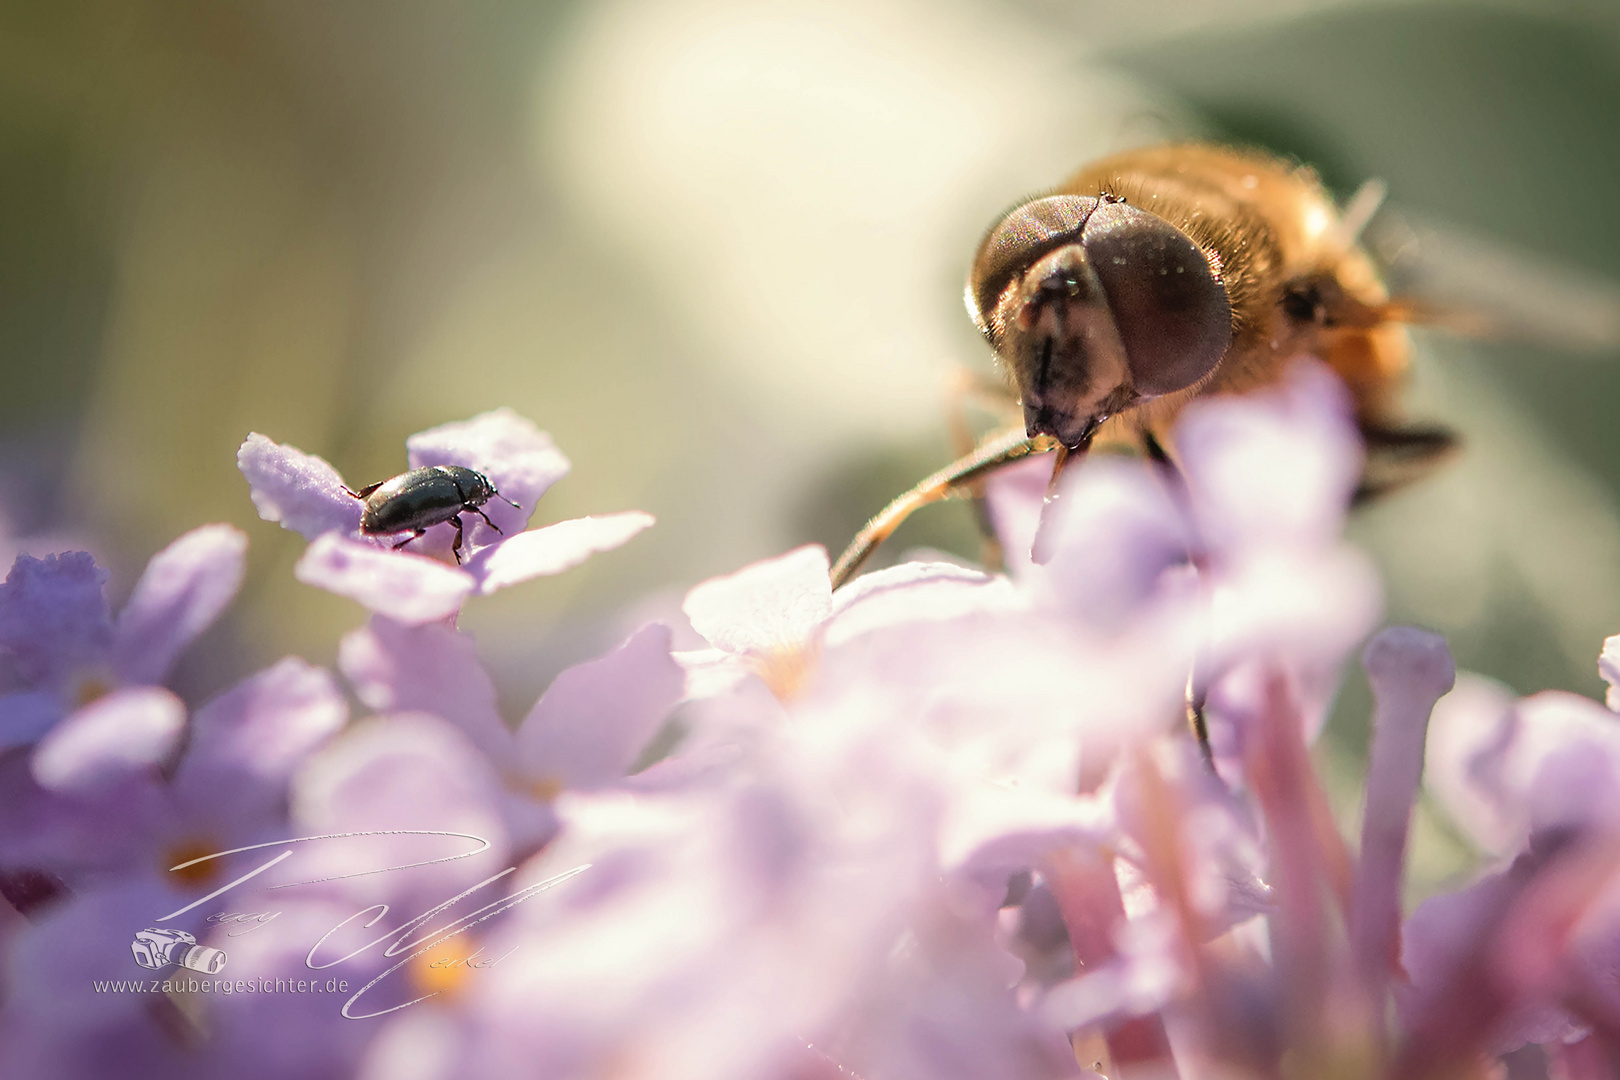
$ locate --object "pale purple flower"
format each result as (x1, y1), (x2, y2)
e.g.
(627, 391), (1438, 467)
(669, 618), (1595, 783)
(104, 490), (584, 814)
(1599, 633), (1620, 711)
(985, 360), (1383, 767)
(333, 611), (686, 863)
(798, 528), (1195, 818)
(260, 533), (1165, 1080)
(1427, 677), (1620, 859)
(6, 354), (1613, 1080)
(683, 545), (1020, 662)
(180, 687), (691, 1080)
(466, 545), (1173, 1078)
(238, 409), (653, 624)
(0, 656), (348, 1080)
(1401, 630), (1620, 1067)
(1352, 628), (1455, 995)
(1024, 628), (1481, 1077)
(342, 702), (1099, 1080)
(286, 710), (515, 913)
(0, 525), (246, 782)
(339, 617), (685, 792)
(0, 655), (346, 880)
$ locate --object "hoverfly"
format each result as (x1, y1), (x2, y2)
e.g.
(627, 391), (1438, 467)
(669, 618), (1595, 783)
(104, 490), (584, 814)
(829, 142), (1467, 762)
(831, 142), (1460, 590)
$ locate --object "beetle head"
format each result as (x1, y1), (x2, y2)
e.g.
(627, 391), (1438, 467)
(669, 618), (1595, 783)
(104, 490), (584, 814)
(455, 466), (522, 511)
(439, 465), (498, 506)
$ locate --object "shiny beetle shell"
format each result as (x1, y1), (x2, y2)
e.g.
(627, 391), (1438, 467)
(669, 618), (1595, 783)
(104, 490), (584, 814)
(348, 464), (518, 562)
(357, 466), (495, 534)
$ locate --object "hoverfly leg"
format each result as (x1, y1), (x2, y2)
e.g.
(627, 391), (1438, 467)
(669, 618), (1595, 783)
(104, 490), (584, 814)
(1142, 431), (1218, 771)
(830, 429), (1055, 589)
(944, 369), (1024, 573)
(1186, 653), (1215, 772)
(1354, 422), (1460, 504)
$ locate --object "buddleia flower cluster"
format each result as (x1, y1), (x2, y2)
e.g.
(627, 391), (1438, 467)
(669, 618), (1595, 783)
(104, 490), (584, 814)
(0, 365), (1616, 1080)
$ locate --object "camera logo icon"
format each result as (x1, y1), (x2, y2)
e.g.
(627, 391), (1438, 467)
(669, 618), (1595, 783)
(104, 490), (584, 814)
(130, 928), (227, 974)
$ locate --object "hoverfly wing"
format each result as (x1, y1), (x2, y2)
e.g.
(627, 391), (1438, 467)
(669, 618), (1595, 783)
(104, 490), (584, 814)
(1365, 206), (1620, 355)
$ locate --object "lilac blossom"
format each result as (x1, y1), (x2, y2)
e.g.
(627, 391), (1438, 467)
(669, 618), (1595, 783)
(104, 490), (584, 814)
(238, 409), (652, 624)
(1401, 635), (1620, 1070)
(0, 655), (348, 1080)
(184, 623), (690, 1074)
(0, 525), (246, 776)
(335, 615), (685, 845)
(6, 365), (1619, 1079)
(337, 649), (1107, 1080)
(988, 361), (1383, 763)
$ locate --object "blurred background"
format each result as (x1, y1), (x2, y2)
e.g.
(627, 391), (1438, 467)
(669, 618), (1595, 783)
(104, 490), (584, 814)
(4, 0), (1619, 889)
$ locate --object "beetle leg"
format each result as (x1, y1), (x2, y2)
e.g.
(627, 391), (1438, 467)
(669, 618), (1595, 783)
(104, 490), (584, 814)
(346, 481), (386, 500)
(392, 529), (427, 552)
(468, 505), (502, 535)
(450, 517), (465, 565)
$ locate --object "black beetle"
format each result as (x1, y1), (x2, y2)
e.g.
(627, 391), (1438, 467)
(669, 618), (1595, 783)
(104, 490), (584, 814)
(345, 465), (522, 564)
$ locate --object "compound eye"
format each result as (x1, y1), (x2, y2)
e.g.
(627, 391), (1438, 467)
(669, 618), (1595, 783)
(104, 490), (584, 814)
(967, 196), (1101, 339)
(1080, 202), (1232, 396)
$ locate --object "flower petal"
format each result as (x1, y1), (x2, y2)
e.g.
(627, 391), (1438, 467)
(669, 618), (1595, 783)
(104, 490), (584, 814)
(942, 782), (1112, 916)
(1427, 679), (1620, 856)
(1600, 633), (1620, 712)
(983, 455), (1052, 580)
(112, 524), (248, 685)
(1208, 546), (1383, 672)
(464, 512), (654, 595)
(673, 647), (753, 701)
(295, 533), (473, 625)
(1351, 627), (1455, 993)
(338, 617), (514, 763)
(824, 561), (1021, 647)
(31, 687), (185, 795)
(0, 752), (167, 873)
(1399, 867), (1583, 1059)
(0, 691), (65, 751)
(684, 545), (833, 655)
(237, 432), (363, 541)
(1038, 456), (1194, 632)
(0, 551), (112, 690)
(292, 712), (512, 897)
(1424, 676), (1522, 856)
(517, 623), (685, 790)
(174, 657), (348, 828)
(1176, 359), (1361, 555)
(406, 409), (571, 541)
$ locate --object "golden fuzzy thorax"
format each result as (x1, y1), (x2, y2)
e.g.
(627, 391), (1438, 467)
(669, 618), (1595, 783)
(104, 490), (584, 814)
(1055, 143), (1412, 451)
